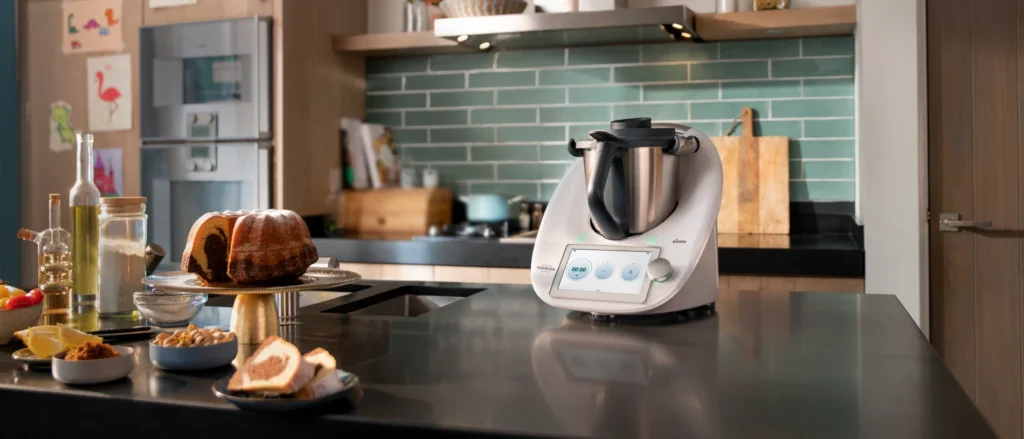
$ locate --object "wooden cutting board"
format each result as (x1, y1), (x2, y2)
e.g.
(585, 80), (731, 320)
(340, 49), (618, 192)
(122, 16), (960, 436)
(711, 107), (790, 234)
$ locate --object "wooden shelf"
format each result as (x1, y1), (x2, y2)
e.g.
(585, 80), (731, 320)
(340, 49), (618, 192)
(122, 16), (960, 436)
(333, 6), (857, 55)
(332, 31), (464, 56)
(696, 5), (856, 41)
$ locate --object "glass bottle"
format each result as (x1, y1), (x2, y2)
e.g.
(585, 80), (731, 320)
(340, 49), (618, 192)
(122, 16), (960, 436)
(70, 133), (101, 308)
(17, 194), (72, 315)
(97, 197), (146, 319)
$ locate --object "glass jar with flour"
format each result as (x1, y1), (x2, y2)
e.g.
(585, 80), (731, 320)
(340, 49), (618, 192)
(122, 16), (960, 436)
(97, 197), (147, 318)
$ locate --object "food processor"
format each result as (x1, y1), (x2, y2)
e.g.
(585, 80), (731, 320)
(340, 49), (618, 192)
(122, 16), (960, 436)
(530, 117), (723, 315)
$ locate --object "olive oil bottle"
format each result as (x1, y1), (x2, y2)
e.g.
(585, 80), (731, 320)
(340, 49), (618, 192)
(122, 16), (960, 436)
(70, 133), (101, 307)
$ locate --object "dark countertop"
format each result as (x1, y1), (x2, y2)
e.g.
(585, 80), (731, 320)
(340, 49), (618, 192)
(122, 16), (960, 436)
(314, 233), (865, 277)
(0, 282), (991, 438)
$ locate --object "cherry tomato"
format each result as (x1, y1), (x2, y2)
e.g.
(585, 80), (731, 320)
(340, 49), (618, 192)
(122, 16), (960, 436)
(5, 295), (34, 310)
(26, 288), (44, 305)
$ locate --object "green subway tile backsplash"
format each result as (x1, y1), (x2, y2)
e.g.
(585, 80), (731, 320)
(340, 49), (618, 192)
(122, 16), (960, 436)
(405, 73), (465, 90)
(498, 88), (566, 105)
(401, 146), (468, 162)
(497, 49), (565, 68)
(615, 64), (688, 83)
(804, 119), (855, 138)
(406, 109), (467, 126)
(802, 37), (855, 57)
(772, 58), (854, 78)
(498, 126), (565, 142)
(803, 78), (855, 97)
(613, 103), (687, 121)
(540, 106), (611, 123)
(367, 93), (426, 110)
(772, 98), (854, 118)
(568, 86), (641, 103)
(431, 90), (494, 108)
(691, 61), (769, 80)
(691, 101), (768, 120)
(470, 71), (536, 88)
(641, 44), (718, 63)
(643, 83), (718, 101)
(365, 38), (857, 201)
(539, 68), (611, 86)
(720, 40), (799, 59)
(430, 53), (494, 71)
(721, 80), (800, 99)
(472, 144), (539, 162)
(569, 46), (640, 65)
(432, 127), (494, 143)
(471, 108), (537, 125)
(366, 111), (402, 126)
(367, 76), (403, 92)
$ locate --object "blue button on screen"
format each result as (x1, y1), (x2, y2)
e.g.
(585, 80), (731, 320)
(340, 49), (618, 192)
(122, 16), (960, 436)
(594, 263), (614, 279)
(620, 263), (642, 281)
(566, 259), (592, 280)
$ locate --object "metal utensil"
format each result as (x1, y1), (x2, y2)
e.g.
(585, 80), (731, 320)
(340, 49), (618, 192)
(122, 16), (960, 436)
(145, 243), (166, 276)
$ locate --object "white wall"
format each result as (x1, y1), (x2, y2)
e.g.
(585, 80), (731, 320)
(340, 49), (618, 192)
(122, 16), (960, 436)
(857, 0), (929, 334)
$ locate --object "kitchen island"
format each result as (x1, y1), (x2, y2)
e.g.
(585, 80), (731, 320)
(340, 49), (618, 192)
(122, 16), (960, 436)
(0, 281), (992, 438)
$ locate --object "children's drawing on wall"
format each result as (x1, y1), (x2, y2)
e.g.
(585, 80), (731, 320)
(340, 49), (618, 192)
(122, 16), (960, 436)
(94, 148), (123, 197)
(49, 101), (75, 153)
(87, 54), (132, 132)
(62, 0), (124, 54)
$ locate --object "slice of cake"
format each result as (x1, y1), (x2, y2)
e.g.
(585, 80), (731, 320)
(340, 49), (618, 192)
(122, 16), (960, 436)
(228, 336), (315, 394)
(180, 211), (243, 284)
(297, 348), (345, 399)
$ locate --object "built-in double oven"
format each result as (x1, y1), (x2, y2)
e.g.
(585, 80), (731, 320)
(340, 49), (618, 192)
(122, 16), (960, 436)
(139, 17), (271, 262)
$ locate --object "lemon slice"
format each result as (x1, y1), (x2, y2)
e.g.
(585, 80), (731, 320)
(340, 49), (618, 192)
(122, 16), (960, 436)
(57, 324), (102, 348)
(27, 333), (64, 358)
(14, 325), (58, 345)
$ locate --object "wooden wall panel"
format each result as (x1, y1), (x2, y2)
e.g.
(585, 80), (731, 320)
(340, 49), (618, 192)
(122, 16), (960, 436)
(274, 0), (366, 215)
(21, 0), (143, 283)
(434, 266), (489, 283)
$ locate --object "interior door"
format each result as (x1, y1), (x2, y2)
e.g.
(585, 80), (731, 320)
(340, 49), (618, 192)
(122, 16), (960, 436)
(928, 0), (1024, 438)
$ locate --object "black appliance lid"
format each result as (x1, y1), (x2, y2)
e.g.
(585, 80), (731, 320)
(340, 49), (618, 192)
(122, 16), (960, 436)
(585, 118), (677, 148)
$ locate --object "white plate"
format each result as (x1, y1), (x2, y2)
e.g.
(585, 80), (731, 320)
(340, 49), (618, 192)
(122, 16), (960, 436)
(52, 346), (134, 385)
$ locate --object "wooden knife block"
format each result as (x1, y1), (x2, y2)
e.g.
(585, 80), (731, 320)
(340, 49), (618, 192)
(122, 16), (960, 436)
(339, 188), (452, 234)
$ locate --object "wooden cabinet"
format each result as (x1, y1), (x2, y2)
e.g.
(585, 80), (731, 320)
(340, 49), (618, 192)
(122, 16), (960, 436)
(338, 263), (865, 293)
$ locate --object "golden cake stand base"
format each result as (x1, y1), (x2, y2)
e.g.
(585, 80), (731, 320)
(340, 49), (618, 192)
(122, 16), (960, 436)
(230, 294), (280, 345)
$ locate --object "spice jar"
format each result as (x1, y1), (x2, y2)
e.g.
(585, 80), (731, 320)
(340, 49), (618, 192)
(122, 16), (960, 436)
(97, 197), (147, 318)
(754, 0), (787, 10)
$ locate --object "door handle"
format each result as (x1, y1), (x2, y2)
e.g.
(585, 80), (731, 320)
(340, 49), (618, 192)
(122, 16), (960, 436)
(939, 213), (993, 232)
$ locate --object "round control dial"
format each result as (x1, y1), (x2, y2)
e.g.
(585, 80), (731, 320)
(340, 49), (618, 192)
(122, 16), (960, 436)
(647, 258), (673, 282)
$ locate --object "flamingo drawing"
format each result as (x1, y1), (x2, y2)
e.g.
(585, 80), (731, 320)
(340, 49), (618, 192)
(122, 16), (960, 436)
(95, 71), (121, 123)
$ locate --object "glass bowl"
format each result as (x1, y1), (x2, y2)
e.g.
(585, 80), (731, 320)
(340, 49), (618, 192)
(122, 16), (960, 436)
(133, 291), (208, 326)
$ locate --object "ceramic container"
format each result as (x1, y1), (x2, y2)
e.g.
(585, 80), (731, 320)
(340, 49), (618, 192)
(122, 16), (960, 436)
(52, 345), (134, 385)
(150, 338), (238, 371)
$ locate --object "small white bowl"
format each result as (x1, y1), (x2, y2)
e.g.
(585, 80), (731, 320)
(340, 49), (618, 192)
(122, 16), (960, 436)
(52, 346), (134, 385)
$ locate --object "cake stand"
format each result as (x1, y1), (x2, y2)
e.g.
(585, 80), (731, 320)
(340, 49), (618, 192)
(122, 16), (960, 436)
(142, 268), (361, 344)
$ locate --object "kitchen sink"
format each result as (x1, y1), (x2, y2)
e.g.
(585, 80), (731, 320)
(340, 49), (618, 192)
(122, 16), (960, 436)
(322, 285), (483, 318)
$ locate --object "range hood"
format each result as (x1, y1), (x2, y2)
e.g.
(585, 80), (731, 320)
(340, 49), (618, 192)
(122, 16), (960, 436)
(433, 6), (699, 51)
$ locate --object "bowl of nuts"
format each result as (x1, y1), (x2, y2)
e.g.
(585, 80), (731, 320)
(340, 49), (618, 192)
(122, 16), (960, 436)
(150, 323), (238, 371)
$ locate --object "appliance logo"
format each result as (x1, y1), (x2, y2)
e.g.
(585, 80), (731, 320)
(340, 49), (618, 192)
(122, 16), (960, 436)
(536, 264), (557, 273)
(672, 239), (687, 244)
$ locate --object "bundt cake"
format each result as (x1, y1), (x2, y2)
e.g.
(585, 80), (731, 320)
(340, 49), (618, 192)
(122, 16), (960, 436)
(181, 209), (319, 285)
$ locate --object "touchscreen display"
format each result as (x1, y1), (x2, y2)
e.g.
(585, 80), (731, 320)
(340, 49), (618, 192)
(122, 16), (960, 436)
(556, 248), (653, 295)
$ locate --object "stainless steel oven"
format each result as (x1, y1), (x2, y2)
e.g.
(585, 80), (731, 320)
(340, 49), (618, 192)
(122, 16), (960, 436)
(140, 17), (272, 262)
